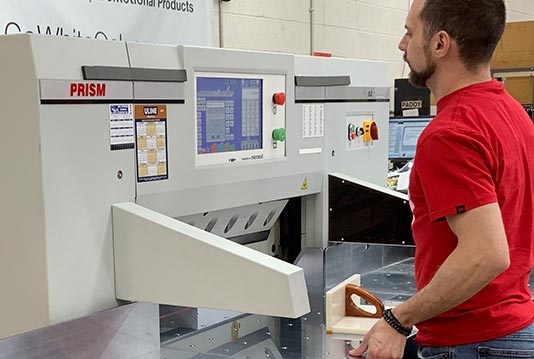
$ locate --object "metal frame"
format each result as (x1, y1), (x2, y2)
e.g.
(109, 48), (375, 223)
(492, 67), (534, 107)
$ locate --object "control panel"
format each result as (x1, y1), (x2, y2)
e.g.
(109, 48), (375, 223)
(195, 72), (286, 167)
(346, 114), (379, 150)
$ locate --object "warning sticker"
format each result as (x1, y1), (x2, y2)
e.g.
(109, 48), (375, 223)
(135, 105), (168, 183)
(301, 178), (308, 190)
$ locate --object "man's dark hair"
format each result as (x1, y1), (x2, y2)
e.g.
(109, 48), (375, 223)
(420, 0), (506, 70)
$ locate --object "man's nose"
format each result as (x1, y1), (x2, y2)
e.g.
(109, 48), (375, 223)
(398, 35), (407, 52)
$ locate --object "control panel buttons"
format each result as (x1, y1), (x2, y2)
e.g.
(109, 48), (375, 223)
(348, 123), (364, 141)
(272, 92), (286, 106)
(272, 128), (286, 142)
(348, 123), (356, 141)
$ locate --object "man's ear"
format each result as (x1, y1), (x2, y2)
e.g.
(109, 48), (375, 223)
(433, 30), (451, 59)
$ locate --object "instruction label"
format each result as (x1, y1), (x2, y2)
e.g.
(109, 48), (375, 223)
(109, 104), (134, 150)
(135, 105), (168, 182)
(302, 104), (324, 138)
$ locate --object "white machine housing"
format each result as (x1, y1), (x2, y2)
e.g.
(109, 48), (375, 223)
(0, 34), (390, 339)
(294, 55), (390, 248)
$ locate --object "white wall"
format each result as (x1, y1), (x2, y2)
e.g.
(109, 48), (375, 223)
(507, 0), (534, 21)
(214, 0), (410, 108)
(214, 0), (534, 104)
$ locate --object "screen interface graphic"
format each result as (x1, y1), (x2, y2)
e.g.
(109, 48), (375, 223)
(197, 77), (263, 154)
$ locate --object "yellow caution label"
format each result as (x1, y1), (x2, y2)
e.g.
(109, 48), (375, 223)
(301, 178), (308, 190)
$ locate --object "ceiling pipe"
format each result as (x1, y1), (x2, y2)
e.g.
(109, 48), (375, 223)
(310, 0), (315, 55)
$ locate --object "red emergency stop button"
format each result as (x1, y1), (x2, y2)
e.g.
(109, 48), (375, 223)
(273, 92), (286, 106)
(370, 122), (379, 140)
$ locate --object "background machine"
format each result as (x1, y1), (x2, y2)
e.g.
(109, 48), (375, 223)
(0, 34), (411, 358)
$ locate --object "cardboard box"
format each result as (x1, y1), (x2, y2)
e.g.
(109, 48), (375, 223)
(491, 21), (534, 104)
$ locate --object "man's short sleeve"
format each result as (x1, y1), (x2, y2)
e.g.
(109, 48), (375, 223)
(415, 128), (498, 222)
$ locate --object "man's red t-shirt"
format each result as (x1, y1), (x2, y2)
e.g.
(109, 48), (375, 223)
(409, 80), (534, 346)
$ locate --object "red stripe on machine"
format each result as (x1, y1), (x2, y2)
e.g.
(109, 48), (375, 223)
(69, 83), (106, 97)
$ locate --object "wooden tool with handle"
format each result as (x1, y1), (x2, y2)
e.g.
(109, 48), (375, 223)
(345, 284), (385, 318)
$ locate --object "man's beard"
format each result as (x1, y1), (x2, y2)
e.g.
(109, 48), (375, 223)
(405, 45), (436, 88)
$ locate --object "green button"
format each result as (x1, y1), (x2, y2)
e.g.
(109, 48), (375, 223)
(272, 128), (286, 142)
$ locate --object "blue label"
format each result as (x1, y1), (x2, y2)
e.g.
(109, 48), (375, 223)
(110, 105), (131, 114)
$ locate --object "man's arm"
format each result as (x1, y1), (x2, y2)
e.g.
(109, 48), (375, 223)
(393, 201), (510, 327)
(350, 202), (509, 358)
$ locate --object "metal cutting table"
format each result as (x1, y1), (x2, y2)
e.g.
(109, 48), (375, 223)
(0, 245), (419, 359)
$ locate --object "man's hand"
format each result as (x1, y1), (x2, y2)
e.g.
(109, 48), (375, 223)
(348, 319), (407, 359)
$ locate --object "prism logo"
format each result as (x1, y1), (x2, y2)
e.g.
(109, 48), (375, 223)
(70, 83), (106, 97)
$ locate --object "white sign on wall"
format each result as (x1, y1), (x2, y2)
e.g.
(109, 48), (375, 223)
(0, 0), (214, 46)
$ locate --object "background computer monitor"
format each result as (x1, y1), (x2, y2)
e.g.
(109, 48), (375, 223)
(389, 116), (433, 160)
